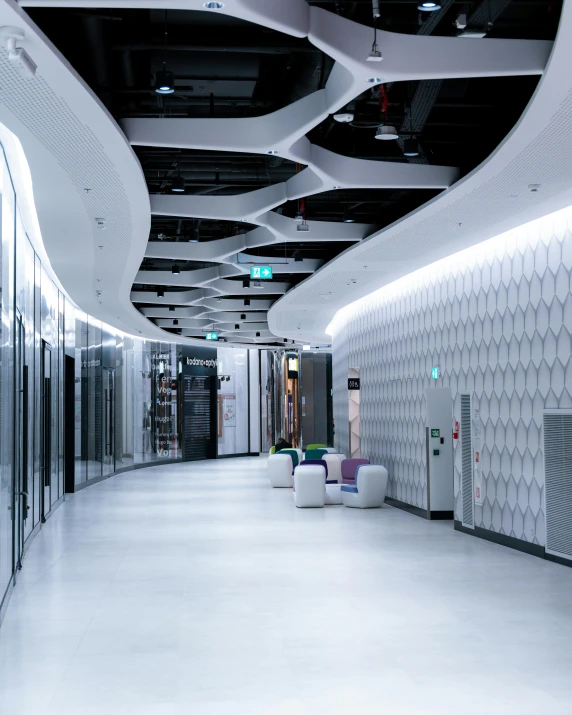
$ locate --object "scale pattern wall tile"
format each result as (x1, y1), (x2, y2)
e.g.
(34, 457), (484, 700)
(331, 209), (572, 546)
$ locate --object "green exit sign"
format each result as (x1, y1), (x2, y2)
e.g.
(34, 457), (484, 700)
(431, 367), (440, 379)
(250, 265), (273, 280)
(205, 332), (219, 341)
(431, 428), (440, 439)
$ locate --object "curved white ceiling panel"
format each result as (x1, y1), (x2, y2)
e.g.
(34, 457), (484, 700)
(12, 0), (557, 346)
(268, 1), (572, 344)
(0, 0), (212, 344)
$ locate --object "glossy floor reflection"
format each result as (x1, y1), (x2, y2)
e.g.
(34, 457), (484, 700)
(1, 457), (572, 715)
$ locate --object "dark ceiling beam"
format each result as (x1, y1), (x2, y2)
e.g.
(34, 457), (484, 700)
(114, 43), (318, 55)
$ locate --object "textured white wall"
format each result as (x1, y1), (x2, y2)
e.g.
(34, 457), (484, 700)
(331, 207), (572, 546)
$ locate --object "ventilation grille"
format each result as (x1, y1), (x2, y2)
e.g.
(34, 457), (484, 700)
(461, 393), (474, 528)
(544, 412), (572, 560)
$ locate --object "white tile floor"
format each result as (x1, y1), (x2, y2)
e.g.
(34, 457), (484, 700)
(2, 457), (572, 715)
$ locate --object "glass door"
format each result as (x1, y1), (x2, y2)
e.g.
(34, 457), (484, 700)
(41, 341), (52, 521)
(102, 368), (115, 476)
(13, 312), (28, 576)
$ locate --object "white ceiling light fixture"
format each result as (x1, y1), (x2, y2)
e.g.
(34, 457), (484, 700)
(203, 2), (224, 8)
(418, 1), (442, 11)
(375, 125), (399, 141)
(368, 1), (382, 61)
(457, 30), (488, 38)
(333, 112), (354, 123)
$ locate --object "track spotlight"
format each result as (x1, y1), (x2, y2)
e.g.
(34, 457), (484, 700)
(173, 319), (179, 326)
(157, 290), (164, 298)
(242, 279), (249, 289)
(155, 69), (175, 94)
(241, 313), (246, 319)
(172, 265), (181, 275)
(375, 125), (399, 140)
(403, 138), (419, 157)
(244, 299), (250, 306)
(256, 332), (260, 337)
(343, 210), (356, 223)
(235, 323), (239, 330)
(418, 1), (441, 10)
(169, 306), (175, 312)
(171, 175), (185, 193)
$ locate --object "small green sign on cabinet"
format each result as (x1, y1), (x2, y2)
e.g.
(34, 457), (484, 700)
(431, 428), (440, 438)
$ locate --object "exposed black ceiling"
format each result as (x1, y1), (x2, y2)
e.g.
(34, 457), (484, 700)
(27, 0), (562, 345)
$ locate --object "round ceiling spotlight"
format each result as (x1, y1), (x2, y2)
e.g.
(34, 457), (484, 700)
(418, 1), (441, 10)
(203, 1), (224, 7)
(155, 69), (175, 95)
(333, 112), (354, 123)
(375, 125), (399, 141)
(343, 210), (356, 224)
(403, 138), (420, 157)
(171, 176), (185, 193)
(172, 265), (181, 275)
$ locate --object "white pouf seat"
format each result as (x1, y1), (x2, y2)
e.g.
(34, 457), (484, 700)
(325, 482), (343, 505)
(341, 465), (388, 508)
(267, 453), (294, 488)
(322, 453), (346, 484)
(293, 464), (326, 508)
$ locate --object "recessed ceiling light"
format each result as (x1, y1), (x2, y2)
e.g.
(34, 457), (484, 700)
(367, 77), (383, 84)
(157, 290), (164, 298)
(418, 1), (441, 10)
(343, 210), (356, 223)
(267, 150), (279, 155)
(333, 112), (354, 123)
(203, 1), (224, 7)
(375, 125), (399, 141)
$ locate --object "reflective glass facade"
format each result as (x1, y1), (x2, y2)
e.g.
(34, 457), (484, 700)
(0, 137), (257, 620)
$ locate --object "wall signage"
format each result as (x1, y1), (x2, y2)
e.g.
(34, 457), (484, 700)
(205, 332), (219, 341)
(348, 378), (360, 390)
(250, 265), (273, 279)
(431, 366), (440, 379)
(186, 357), (217, 368)
(430, 428), (440, 438)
